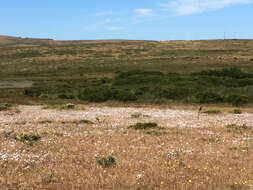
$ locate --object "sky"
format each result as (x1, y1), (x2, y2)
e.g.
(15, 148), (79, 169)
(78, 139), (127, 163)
(0, 0), (253, 40)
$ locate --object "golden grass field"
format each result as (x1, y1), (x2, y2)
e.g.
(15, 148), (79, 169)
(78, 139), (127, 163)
(0, 105), (252, 189)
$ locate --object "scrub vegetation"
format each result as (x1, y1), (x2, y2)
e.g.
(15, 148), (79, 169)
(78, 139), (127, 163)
(0, 37), (253, 189)
(1, 38), (253, 107)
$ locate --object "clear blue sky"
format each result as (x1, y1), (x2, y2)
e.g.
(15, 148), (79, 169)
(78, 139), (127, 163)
(1, 0), (253, 40)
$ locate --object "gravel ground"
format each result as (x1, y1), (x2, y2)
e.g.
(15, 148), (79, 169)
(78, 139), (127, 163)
(0, 105), (253, 129)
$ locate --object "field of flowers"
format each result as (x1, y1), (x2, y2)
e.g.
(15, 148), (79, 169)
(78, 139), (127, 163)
(0, 105), (252, 189)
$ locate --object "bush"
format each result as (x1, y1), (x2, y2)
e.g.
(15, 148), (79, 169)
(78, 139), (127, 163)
(192, 68), (252, 79)
(203, 110), (221, 114)
(114, 70), (164, 85)
(58, 93), (74, 99)
(61, 103), (75, 109)
(79, 86), (115, 102)
(225, 95), (249, 107)
(231, 109), (242, 114)
(196, 92), (223, 103)
(79, 87), (137, 102)
(129, 122), (158, 130)
(156, 87), (190, 100)
(131, 113), (142, 118)
(114, 90), (137, 102)
(15, 133), (42, 145)
(97, 156), (116, 167)
(57, 84), (72, 93)
(0, 103), (12, 111)
(23, 88), (41, 97)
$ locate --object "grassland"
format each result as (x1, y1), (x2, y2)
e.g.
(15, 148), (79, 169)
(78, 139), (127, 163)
(1, 36), (253, 189)
(1, 36), (253, 106)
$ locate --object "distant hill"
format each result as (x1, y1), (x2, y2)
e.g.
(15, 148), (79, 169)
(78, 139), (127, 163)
(0, 35), (156, 46)
(0, 35), (54, 46)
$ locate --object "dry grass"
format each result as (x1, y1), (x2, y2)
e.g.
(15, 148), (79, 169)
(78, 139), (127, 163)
(0, 105), (253, 189)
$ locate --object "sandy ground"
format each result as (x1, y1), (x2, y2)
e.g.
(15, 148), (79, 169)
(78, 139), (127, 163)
(1, 105), (253, 129)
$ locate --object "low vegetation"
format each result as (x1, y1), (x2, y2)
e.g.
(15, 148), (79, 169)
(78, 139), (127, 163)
(43, 103), (75, 110)
(226, 124), (252, 133)
(129, 122), (158, 130)
(97, 156), (116, 168)
(231, 109), (242, 114)
(203, 110), (221, 114)
(1, 39), (253, 106)
(1, 38), (253, 189)
(0, 103), (12, 111)
(14, 133), (42, 145)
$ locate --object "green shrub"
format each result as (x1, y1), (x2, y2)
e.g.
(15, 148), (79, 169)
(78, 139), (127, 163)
(0, 103), (12, 111)
(61, 103), (75, 109)
(57, 84), (72, 93)
(114, 70), (164, 85)
(58, 93), (74, 99)
(129, 122), (158, 130)
(12, 50), (41, 58)
(192, 68), (252, 79)
(15, 133), (42, 145)
(144, 130), (167, 136)
(203, 110), (221, 114)
(196, 92), (223, 103)
(97, 156), (116, 167)
(79, 86), (115, 102)
(131, 113), (142, 118)
(156, 87), (190, 100)
(225, 95), (249, 107)
(23, 88), (41, 97)
(114, 90), (137, 102)
(231, 109), (242, 114)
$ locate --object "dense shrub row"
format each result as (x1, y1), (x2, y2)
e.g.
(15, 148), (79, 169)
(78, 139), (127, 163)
(22, 68), (253, 106)
(192, 68), (252, 79)
(78, 86), (137, 102)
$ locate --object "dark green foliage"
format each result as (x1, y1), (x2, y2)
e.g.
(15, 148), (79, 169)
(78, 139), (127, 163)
(196, 92), (223, 103)
(76, 68), (253, 104)
(11, 50), (41, 59)
(57, 84), (72, 93)
(79, 86), (115, 102)
(231, 109), (242, 114)
(57, 93), (74, 99)
(192, 68), (252, 79)
(156, 87), (191, 100)
(114, 70), (164, 85)
(225, 95), (249, 107)
(114, 89), (137, 102)
(203, 110), (221, 114)
(129, 122), (158, 130)
(23, 88), (41, 97)
(0, 103), (12, 111)
(15, 133), (42, 145)
(79, 86), (137, 102)
(97, 156), (116, 168)
(2, 38), (253, 107)
(61, 103), (75, 109)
